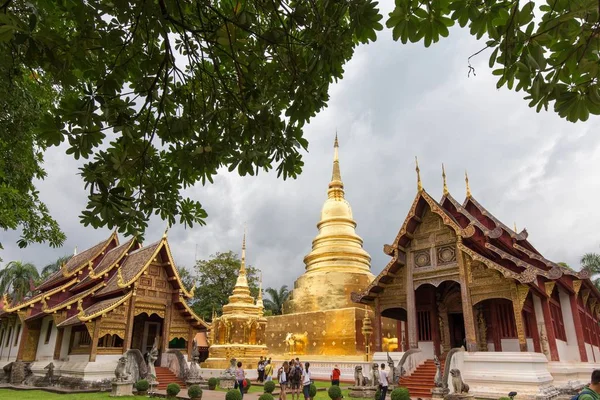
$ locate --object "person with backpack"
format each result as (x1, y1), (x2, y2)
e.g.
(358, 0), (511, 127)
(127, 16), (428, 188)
(278, 361), (289, 400)
(265, 359), (274, 381)
(289, 360), (302, 400)
(577, 370), (600, 400)
(330, 365), (341, 386)
(302, 362), (312, 400)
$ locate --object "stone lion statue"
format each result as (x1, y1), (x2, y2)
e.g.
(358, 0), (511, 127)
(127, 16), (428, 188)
(371, 363), (380, 387)
(114, 357), (131, 382)
(354, 365), (370, 387)
(450, 369), (469, 394)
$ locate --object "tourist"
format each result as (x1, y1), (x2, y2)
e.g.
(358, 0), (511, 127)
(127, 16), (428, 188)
(236, 361), (246, 397)
(578, 370), (600, 400)
(278, 361), (289, 400)
(289, 360), (302, 400)
(258, 356), (265, 382)
(379, 363), (389, 400)
(265, 359), (274, 381)
(302, 362), (312, 400)
(330, 365), (341, 386)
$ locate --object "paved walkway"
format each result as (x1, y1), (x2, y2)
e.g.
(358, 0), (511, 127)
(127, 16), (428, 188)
(152, 389), (269, 399)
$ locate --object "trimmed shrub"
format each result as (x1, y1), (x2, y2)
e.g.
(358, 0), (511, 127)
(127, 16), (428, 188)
(328, 385), (343, 400)
(243, 378), (252, 393)
(264, 380), (276, 393)
(208, 377), (218, 389)
(309, 384), (317, 398)
(375, 387), (381, 400)
(259, 394), (275, 400)
(135, 379), (149, 392)
(226, 389), (243, 400)
(188, 384), (203, 399)
(167, 383), (181, 397)
(390, 387), (410, 400)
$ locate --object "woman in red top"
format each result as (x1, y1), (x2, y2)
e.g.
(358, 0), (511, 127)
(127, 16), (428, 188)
(330, 365), (341, 386)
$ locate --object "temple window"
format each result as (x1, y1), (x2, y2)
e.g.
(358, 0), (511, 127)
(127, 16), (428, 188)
(98, 334), (124, 348)
(13, 324), (21, 346)
(549, 301), (567, 341)
(44, 321), (53, 344)
(70, 326), (92, 354)
(417, 310), (432, 341)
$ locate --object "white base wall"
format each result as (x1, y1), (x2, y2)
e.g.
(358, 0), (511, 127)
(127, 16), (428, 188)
(29, 354), (122, 382)
(557, 339), (581, 362)
(459, 352), (559, 400)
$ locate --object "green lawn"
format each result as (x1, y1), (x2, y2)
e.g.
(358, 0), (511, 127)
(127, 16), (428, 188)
(0, 389), (118, 399)
(216, 380), (361, 400)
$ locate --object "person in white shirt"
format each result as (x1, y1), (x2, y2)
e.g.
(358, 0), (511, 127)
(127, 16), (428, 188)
(379, 363), (389, 400)
(302, 362), (311, 400)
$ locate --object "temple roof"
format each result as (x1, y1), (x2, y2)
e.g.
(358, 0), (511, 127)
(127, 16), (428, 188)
(353, 167), (594, 304)
(71, 238), (138, 292)
(3, 277), (78, 313)
(56, 292), (132, 327)
(36, 232), (118, 291)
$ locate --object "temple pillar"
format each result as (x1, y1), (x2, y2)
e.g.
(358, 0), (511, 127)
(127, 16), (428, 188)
(457, 246), (477, 352)
(430, 289), (440, 357)
(406, 255), (418, 349)
(558, 287), (581, 361)
(123, 295), (136, 351)
(53, 328), (64, 360)
(187, 326), (194, 359)
(568, 291), (588, 362)
(89, 321), (101, 362)
(162, 298), (173, 353)
(374, 298), (382, 352)
(17, 322), (40, 362)
(511, 284), (529, 352)
(538, 295), (560, 361)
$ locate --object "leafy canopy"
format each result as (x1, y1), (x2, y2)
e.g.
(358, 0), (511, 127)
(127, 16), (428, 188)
(191, 250), (260, 320)
(0, 0), (383, 244)
(0, 260), (39, 302)
(263, 285), (290, 315)
(386, 0), (600, 122)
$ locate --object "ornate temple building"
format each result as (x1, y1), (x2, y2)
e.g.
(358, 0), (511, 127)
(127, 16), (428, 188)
(352, 162), (600, 364)
(203, 234), (268, 369)
(0, 231), (209, 382)
(265, 137), (396, 359)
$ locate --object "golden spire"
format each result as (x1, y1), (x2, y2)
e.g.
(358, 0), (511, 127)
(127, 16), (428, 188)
(442, 163), (449, 196)
(240, 227), (247, 276)
(328, 133), (344, 199)
(465, 170), (472, 198)
(256, 271), (264, 313)
(163, 226), (169, 239)
(74, 246), (78, 256)
(514, 222), (518, 233)
(415, 156), (423, 192)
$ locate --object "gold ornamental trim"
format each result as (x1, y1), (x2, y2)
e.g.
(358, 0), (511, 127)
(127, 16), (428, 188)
(582, 289), (591, 307)
(178, 296), (210, 329)
(85, 321), (96, 337)
(458, 243), (533, 283)
(3, 277), (78, 313)
(44, 282), (105, 313)
(572, 280), (582, 295)
(98, 324), (126, 340)
(89, 239), (136, 279)
(513, 284), (530, 311)
(78, 291), (133, 322)
(52, 311), (68, 326)
(62, 231), (118, 278)
(544, 282), (556, 297)
(16, 310), (28, 323)
(134, 302), (166, 319)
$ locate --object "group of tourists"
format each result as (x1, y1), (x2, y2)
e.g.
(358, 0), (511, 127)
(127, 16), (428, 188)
(257, 356), (274, 382)
(277, 357), (311, 400)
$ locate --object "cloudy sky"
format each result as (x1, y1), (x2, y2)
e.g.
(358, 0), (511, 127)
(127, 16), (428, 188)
(2, 0), (599, 292)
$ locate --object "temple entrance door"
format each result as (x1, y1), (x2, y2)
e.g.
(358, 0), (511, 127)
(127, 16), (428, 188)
(449, 313), (466, 348)
(142, 322), (161, 355)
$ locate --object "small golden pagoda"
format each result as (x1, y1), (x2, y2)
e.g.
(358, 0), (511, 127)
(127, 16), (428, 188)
(265, 136), (397, 359)
(203, 233), (268, 369)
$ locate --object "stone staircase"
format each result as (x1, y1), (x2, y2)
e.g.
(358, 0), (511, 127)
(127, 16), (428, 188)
(398, 359), (443, 398)
(155, 366), (186, 390)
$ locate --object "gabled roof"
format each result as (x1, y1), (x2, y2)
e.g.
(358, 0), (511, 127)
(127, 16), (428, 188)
(71, 238), (137, 292)
(41, 281), (105, 314)
(36, 232), (118, 291)
(56, 291), (132, 327)
(95, 236), (194, 298)
(2, 278), (78, 313)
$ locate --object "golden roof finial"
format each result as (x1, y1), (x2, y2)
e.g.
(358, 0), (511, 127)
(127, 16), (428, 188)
(465, 170), (472, 198)
(117, 268), (127, 288)
(77, 298), (84, 315)
(74, 246), (78, 256)
(163, 226), (169, 239)
(415, 156), (423, 192)
(442, 163), (449, 196)
(514, 222), (518, 233)
(189, 280), (197, 297)
(329, 133), (343, 191)
(240, 225), (247, 275)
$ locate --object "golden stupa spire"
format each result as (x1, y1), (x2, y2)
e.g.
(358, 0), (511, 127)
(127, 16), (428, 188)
(415, 156), (423, 192)
(442, 163), (449, 196)
(465, 170), (472, 198)
(256, 271), (264, 313)
(328, 133), (344, 199)
(240, 227), (247, 275)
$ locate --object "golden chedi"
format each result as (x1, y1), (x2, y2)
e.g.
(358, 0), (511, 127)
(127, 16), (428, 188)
(203, 234), (268, 369)
(265, 136), (396, 359)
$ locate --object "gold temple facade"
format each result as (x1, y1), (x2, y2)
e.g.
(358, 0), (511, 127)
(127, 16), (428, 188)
(265, 136), (397, 359)
(203, 234), (268, 369)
